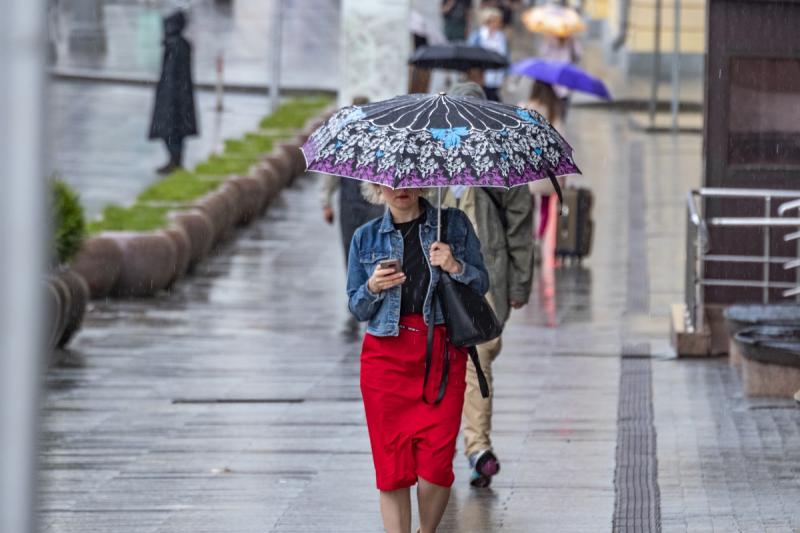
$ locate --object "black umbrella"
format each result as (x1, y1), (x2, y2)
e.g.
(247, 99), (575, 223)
(409, 44), (509, 72)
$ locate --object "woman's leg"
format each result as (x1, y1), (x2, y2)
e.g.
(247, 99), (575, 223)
(380, 487), (412, 533)
(417, 478), (450, 533)
(537, 194), (551, 239)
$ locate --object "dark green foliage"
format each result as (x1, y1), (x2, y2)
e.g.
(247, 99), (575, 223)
(52, 179), (86, 264)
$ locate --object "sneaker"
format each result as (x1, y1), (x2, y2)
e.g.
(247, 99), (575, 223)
(469, 449), (500, 488)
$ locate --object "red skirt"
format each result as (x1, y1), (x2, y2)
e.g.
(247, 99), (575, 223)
(360, 314), (467, 491)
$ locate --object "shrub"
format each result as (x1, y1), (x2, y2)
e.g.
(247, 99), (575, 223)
(52, 179), (86, 264)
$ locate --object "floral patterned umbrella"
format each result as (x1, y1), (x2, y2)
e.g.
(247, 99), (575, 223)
(301, 93), (580, 199)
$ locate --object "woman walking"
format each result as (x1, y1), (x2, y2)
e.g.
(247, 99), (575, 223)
(520, 81), (565, 249)
(347, 185), (489, 533)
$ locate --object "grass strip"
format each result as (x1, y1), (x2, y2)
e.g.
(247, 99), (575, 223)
(88, 204), (170, 233)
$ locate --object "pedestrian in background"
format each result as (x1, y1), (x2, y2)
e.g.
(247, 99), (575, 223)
(468, 8), (508, 101)
(320, 97), (385, 335)
(520, 81), (566, 256)
(149, 10), (197, 175)
(539, 34), (582, 120)
(440, 81), (535, 488)
(348, 185), (489, 533)
(442, 0), (472, 42)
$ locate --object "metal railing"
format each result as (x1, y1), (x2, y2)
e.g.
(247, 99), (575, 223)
(685, 188), (800, 332)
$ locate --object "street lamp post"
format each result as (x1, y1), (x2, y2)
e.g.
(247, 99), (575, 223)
(270, 0), (283, 113)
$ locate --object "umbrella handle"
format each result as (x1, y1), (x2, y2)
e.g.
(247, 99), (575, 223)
(547, 170), (564, 215)
(437, 187), (442, 243)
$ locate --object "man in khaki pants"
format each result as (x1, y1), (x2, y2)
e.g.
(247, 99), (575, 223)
(438, 81), (535, 488)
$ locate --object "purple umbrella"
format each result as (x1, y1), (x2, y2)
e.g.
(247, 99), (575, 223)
(302, 93), (580, 231)
(302, 93), (579, 191)
(511, 58), (611, 99)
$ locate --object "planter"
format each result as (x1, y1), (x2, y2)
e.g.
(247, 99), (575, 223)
(229, 175), (268, 221)
(169, 209), (214, 268)
(723, 304), (800, 368)
(54, 268), (90, 348)
(735, 325), (800, 398)
(44, 276), (68, 349)
(70, 234), (124, 299)
(218, 181), (246, 227)
(111, 231), (178, 297)
(164, 225), (191, 285)
(294, 132), (310, 145)
(262, 152), (292, 187)
(249, 162), (283, 204)
(276, 141), (305, 180)
(194, 191), (234, 244)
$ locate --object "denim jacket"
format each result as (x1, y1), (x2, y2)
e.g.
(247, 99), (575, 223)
(347, 197), (490, 337)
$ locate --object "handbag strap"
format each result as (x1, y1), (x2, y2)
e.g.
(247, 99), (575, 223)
(422, 300), (490, 402)
(422, 290), (450, 405)
(422, 227), (491, 403)
(468, 346), (490, 398)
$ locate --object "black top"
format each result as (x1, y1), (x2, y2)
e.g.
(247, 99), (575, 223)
(395, 211), (430, 316)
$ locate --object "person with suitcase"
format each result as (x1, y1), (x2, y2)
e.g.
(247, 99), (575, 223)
(519, 81), (565, 260)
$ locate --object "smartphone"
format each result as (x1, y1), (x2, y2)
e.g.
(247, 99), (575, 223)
(378, 259), (401, 273)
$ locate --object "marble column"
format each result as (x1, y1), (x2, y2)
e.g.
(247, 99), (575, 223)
(339, 0), (410, 107)
(68, 0), (107, 54)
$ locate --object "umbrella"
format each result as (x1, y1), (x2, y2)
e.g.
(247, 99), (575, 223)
(521, 5), (585, 37)
(302, 93), (580, 236)
(409, 44), (509, 72)
(511, 58), (611, 99)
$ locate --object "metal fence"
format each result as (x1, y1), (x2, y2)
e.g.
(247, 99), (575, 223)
(685, 188), (800, 332)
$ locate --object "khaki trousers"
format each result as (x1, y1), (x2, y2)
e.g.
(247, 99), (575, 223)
(462, 292), (502, 458)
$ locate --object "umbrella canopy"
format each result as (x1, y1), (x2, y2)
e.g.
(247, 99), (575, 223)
(511, 58), (611, 99)
(301, 93), (580, 191)
(409, 44), (509, 72)
(521, 5), (585, 37)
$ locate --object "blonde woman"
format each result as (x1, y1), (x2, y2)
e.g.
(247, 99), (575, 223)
(348, 184), (489, 533)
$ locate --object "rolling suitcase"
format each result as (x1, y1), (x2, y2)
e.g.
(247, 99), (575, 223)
(555, 187), (594, 261)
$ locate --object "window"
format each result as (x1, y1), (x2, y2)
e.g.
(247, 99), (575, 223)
(728, 57), (800, 166)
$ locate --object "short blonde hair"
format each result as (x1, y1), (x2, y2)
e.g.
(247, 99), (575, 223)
(360, 182), (432, 205)
(480, 7), (502, 25)
(361, 182), (384, 205)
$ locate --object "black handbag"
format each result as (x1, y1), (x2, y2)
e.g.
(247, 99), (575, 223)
(422, 210), (502, 404)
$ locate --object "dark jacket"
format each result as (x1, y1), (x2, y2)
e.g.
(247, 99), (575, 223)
(149, 11), (197, 140)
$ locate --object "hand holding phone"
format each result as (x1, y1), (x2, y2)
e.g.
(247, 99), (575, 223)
(378, 259), (402, 273)
(368, 259), (405, 294)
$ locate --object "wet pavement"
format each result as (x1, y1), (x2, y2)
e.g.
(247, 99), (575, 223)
(38, 101), (800, 531)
